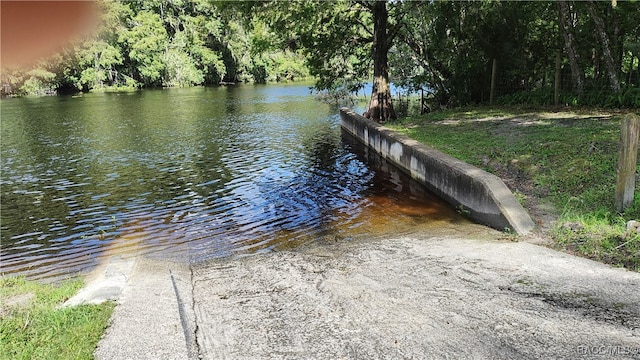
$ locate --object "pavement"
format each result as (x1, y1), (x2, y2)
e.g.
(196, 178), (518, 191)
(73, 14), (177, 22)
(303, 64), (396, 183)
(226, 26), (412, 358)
(65, 224), (640, 359)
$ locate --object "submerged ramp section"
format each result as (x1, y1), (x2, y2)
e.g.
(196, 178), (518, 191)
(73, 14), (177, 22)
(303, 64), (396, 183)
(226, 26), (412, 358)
(340, 108), (535, 236)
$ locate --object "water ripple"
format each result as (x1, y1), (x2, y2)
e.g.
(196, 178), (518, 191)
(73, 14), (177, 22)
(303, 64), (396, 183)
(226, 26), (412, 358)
(0, 86), (462, 281)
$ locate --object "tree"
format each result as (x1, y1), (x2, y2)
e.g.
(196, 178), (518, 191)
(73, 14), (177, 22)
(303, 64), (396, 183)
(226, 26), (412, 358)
(558, 1), (585, 94)
(394, 1), (538, 106)
(393, 0), (637, 107)
(77, 40), (123, 89)
(586, 0), (621, 93)
(260, 1), (369, 90)
(121, 11), (168, 86)
(361, 1), (397, 121)
(261, 0), (403, 122)
(2, 0), (636, 105)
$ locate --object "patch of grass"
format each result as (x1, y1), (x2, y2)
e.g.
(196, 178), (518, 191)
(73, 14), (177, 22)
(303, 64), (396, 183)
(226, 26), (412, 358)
(553, 207), (640, 271)
(389, 106), (640, 271)
(0, 276), (115, 360)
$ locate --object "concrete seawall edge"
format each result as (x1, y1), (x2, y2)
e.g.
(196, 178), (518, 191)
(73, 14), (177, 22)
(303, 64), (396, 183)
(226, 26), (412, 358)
(339, 107), (535, 236)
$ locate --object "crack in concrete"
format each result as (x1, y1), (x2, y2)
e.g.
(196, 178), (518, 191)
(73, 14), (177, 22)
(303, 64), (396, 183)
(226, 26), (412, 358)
(170, 267), (200, 359)
(188, 263), (203, 360)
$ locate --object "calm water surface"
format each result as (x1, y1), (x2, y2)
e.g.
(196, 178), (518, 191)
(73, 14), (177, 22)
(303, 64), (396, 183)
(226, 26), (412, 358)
(1, 84), (465, 280)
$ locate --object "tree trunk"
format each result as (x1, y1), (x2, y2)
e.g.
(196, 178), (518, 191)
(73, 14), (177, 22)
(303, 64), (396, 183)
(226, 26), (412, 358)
(364, 1), (396, 122)
(586, 1), (621, 93)
(558, 1), (584, 94)
(489, 58), (497, 105)
(555, 50), (561, 105)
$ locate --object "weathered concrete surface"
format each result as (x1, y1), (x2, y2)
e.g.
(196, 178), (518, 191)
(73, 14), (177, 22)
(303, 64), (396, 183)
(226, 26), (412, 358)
(91, 225), (640, 359)
(63, 254), (136, 307)
(64, 227), (148, 307)
(340, 107), (535, 236)
(94, 258), (196, 360)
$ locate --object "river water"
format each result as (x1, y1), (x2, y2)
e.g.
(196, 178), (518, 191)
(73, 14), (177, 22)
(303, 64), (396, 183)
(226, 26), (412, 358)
(1, 84), (465, 281)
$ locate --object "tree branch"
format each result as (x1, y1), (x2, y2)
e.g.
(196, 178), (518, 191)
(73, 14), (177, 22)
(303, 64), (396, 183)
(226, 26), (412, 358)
(355, 0), (374, 12)
(386, 1), (414, 48)
(348, 8), (373, 37)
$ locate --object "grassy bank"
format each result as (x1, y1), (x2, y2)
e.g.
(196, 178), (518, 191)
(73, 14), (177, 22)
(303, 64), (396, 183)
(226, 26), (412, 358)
(0, 277), (114, 360)
(388, 107), (639, 271)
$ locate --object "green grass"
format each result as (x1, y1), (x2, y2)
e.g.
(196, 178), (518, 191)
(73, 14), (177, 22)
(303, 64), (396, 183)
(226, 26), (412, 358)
(0, 276), (115, 360)
(389, 106), (640, 271)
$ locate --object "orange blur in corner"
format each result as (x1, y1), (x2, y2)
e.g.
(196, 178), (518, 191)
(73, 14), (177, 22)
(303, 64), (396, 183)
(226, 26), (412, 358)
(1, 0), (99, 68)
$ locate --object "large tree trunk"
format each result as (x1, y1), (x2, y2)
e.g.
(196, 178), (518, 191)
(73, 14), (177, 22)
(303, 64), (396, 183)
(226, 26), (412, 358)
(586, 1), (621, 93)
(489, 58), (497, 105)
(558, 1), (584, 95)
(364, 1), (396, 122)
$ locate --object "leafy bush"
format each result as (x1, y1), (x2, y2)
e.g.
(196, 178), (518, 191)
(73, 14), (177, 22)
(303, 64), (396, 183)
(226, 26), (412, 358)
(497, 88), (640, 108)
(19, 69), (57, 96)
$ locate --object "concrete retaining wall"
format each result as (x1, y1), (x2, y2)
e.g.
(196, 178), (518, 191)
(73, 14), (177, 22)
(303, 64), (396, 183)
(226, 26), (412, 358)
(340, 108), (535, 235)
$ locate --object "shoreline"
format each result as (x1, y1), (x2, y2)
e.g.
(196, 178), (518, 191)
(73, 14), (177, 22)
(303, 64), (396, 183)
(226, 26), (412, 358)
(90, 224), (640, 359)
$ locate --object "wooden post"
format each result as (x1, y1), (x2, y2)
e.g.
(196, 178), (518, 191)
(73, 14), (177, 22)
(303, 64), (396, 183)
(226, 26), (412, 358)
(554, 51), (561, 106)
(490, 58), (497, 105)
(615, 113), (640, 212)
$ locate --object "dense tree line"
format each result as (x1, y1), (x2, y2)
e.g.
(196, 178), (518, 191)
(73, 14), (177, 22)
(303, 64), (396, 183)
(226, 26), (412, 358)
(253, 0), (639, 119)
(1, 0), (309, 96)
(2, 0), (638, 111)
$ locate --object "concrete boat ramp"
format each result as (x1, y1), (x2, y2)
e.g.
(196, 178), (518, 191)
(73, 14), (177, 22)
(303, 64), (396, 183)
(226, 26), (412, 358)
(66, 224), (640, 359)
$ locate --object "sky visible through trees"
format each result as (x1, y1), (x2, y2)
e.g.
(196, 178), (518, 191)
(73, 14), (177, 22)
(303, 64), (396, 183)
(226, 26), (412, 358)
(1, 0), (638, 110)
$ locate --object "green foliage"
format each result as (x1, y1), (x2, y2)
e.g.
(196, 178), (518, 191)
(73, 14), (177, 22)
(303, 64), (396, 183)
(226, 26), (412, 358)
(0, 277), (115, 360)
(0, 0), (310, 96)
(260, 0), (373, 92)
(77, 40), (124, 89)
(122, 10), (168, 86)
(19, 69), (57, 96)
(390, 108), (639, 270)
(497, 88), (640, 108)
(164, 48), (204, 87)
(393, 1), (639, 108)
(553, 208), (640, 271)
(1, 0), (636, 105)
(252, 50), (310, 83)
